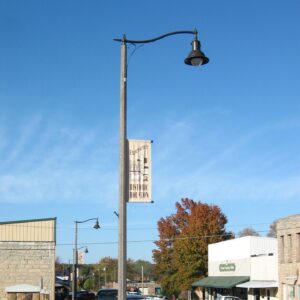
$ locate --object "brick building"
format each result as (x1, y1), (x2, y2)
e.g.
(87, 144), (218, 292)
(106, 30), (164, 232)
(277, 214), (300, 300)
(0, 218), (56, 300)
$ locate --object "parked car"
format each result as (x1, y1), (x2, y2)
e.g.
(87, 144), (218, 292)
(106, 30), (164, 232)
(97, 289), (118, 300)
(216, 296), (241, 300)
(126, 294), (144, 300)
(145, 295), (167, 300)
(68, 291), (95, 300)
(97, 289), (146, 300)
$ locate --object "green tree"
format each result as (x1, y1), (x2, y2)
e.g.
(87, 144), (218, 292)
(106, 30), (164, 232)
(153, 198), (233, 297)
(83, 277), (95, 290)
(133, 260), (155, 281)
(99, 257), (118, 284)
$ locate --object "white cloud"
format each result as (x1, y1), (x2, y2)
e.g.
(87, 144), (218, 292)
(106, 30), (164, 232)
(0, 114), (118, 204)
(0, 111), (299, 208)
(152, 117), (300, 204)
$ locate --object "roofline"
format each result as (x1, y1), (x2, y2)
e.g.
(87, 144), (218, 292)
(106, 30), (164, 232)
(208, 235), (277, 246)
(0, 217), (57, 225)
(276, 213), (300, 223)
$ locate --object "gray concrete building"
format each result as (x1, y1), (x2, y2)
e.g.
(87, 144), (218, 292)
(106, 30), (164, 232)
(277, 214), (300, 300)
(0, 218), (56, 300)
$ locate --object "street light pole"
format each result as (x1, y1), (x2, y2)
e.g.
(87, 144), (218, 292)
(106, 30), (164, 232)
(72, 218), (100, 300)
(104, 267), (107, 287)
(118, 36), (128, 300)
(141, 265), (144, 295)
(72, 222), (78, 300)
(114, 29), (209, 300)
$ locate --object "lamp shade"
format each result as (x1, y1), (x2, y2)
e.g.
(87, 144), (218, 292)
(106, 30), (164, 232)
(94, 220), (101, 229)
(184, 39), (209, 66)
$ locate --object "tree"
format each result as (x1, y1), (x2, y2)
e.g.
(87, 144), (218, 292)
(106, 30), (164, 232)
(238, 227), (260, 237)
(83, 277), (95, 290)
(267, 221), (277, 238)
(55, 256), (65, 275)
(132, 260), (155, 281)
(98, 257), (118, 284)
(153, 198), (233, 297)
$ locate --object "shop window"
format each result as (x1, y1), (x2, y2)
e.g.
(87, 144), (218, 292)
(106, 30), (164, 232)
(286, 285), (294, 300)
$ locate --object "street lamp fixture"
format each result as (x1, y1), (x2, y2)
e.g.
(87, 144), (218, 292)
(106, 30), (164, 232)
(77, 246), (89, 254)
(184, 33), (209, 66)
(72, 218), (100, 300)
(93, 220), (101, 230)
(114, 28), (209, 300)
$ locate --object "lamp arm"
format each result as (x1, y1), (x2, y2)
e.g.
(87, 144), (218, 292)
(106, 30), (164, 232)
(76, 218), (98, 224)
(114, 29), (197, 44)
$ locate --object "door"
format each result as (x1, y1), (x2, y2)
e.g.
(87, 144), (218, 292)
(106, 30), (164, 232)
(253, 289), (260, 300)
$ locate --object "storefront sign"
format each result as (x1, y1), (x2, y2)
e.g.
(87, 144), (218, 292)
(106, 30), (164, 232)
(219, 263), (236, 272)
(128, 139), (152, 203)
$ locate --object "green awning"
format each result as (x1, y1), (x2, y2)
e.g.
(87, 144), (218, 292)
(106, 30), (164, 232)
(192, 276), (250, 289)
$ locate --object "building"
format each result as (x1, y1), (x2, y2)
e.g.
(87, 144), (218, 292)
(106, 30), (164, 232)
(193, 236), (278, 300)
(277, 214), (300, 300)
(0, 218), (56, 300)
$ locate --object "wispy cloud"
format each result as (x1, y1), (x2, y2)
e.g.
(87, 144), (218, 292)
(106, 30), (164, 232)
(152, 116), (300, 204)
(0, 110), (299, 207)
(0, 114), (118, 204)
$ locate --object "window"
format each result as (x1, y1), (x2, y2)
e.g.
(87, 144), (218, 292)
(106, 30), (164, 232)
(297, 233), (300, 262)
(287, 285), (294, 300)
(288, 234), (292, 263)
(280, 235), (285, 263)
(267, 289), (270, 300)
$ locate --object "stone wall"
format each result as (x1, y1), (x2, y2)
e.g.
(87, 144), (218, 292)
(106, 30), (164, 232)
(0, 242), (55, 300)
(277, 214), (300, 300)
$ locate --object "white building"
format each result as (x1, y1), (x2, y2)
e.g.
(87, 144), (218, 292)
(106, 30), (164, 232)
(193, 236), (278, 300)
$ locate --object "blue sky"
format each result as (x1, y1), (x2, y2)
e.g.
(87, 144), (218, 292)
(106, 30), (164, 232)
(0, 0), (299, 264)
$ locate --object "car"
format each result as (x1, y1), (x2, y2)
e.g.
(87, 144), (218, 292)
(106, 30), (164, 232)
(216, 296), (241, 300)
(97, 289), (118, 300)
(126, 294), (144, 300)
(97, 289), (145, 300)
(68, 291), (95, 300)
(145, 296), (167, 300)
(153, 296), (168, 300)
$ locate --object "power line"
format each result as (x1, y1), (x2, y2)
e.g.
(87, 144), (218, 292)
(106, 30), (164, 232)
(0, 221), (275, 231)
(0, 229), (272, 250)
(2, 225), (300, 251)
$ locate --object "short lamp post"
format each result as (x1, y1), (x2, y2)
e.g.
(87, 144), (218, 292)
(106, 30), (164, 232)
(72, 218), (100, 300)
(114, 29), (209, 300)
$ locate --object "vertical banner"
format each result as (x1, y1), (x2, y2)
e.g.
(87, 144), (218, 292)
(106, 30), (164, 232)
(128, 139), (152, 203)
(77, 250), (85, 264)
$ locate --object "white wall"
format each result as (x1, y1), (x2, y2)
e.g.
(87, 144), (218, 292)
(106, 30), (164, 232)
(209, 237), (252, 261)
(250, 256), (278, 281)
(209, 237), (277, 262)
(249, 237), (278, 257)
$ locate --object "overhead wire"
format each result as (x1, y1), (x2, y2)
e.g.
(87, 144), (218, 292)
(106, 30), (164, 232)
(2, 226), (300, 251)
